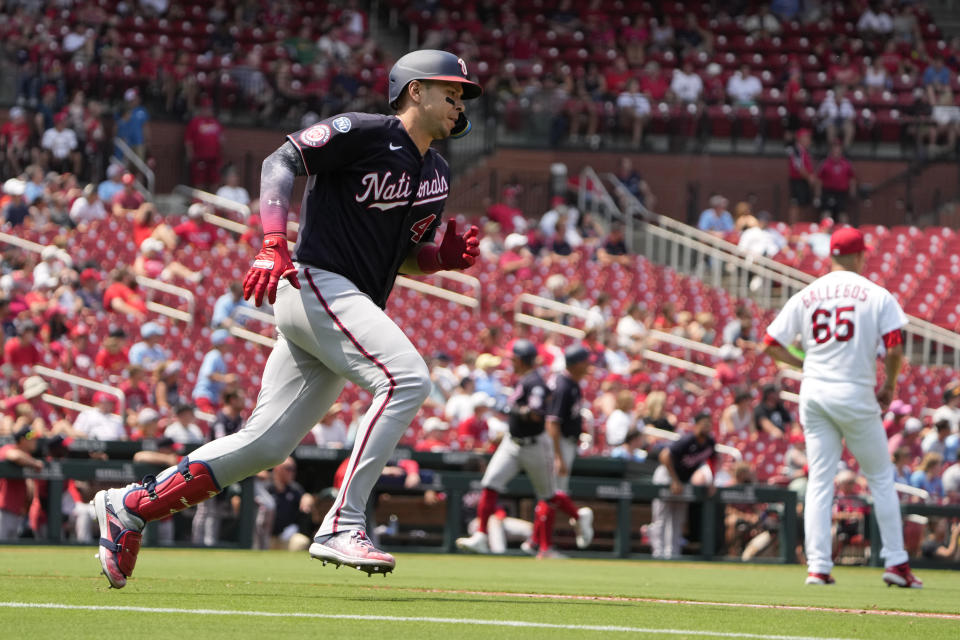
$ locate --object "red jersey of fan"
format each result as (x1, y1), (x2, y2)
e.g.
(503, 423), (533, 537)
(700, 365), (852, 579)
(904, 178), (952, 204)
(0, 444), (28, 515)
(3, 336), (41, 368)
(184, 116), (223, 160)
(112, 188), (145, 211)
(788, 144), (814, 179)
(173, 219), (217, 249)
(103, 282), (147, 314)
(818, 156), (855, 192)
(1, 120), (31, 147)
(95, 347), (129, 374)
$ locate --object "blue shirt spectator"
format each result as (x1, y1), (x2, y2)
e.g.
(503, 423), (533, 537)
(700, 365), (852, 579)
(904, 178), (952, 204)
(923, 58), (951, 88)
(909, 468), (944, 499)
(211, 283), (251, 328)
(192, 330), (234, 405)
(115, 89), (150, 157)
(128, 322), (169, 371)
(697, 195), (734, 233)
(98, 164), (126, 202)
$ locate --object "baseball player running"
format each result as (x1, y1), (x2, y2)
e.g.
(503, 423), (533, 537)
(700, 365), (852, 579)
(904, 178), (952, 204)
(456, 341), (590, 558)
(544, 344), (594, 549)
(762, 226), (921, 588)
(93, 49), (482, 587)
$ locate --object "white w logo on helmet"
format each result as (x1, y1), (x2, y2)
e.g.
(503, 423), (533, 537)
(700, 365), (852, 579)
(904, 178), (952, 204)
(457, 57), (467, 76)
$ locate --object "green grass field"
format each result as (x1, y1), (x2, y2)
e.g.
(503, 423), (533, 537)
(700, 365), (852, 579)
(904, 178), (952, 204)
(1, 547), (958, 639)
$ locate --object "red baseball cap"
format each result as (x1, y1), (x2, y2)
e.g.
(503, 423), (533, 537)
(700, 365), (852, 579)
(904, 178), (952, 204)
(829, 227), (868, 257)
(80, 268), (101, 281)
(93, 391), (115, 405)
(122, 173), (135, 185)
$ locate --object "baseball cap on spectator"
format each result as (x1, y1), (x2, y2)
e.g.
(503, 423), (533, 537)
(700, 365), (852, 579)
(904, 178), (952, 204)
(199, 95), (213, 107)
(422, 417), (449, 433)
(693, 409), (712, 422)
(141, 322), (165, 338)
(718, 344), (742, 361)
(3, 178), (25, 196)
(174, 402), (195, 415)
(93, 391), (116, 406)
(54, 112), (67, 124)
(107, 163), (124, 179)
(21, 375), (49, 399)
(187, 203), (208, 218)
(888, 399), (912, 416)
(17, 320), (38, 334)
(70, 323), (90, 338)
(564, 343), (591, 366)
(80, 268), (102, 281)
(124, 88), (138, 102)
(137, 407), (160, 424)
(475, 353), (502, 369)
(904, 417), (923, 434)
(470, 391), (496, 410)
(121, 173), (135, 186)
(829, 227), (868, 256)
(108, 325), (127, 339)
(163, 360), (183, 375)
(942, 384), (960, 403)
(211, 329), (230, 346)
(550, 195), (564, 207)
(504, 233), (528, 251)
(9, 106), (24, 119)
(141, 238), (164, 255)
(41, 245), (59, 261)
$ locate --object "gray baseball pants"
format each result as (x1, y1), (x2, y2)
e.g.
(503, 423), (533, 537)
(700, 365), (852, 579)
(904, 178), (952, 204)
(133, 266), (431, 537)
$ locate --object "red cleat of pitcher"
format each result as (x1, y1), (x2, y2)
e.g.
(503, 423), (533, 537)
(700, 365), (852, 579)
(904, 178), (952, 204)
(309, 530), (395, 576)
(883, 562), (923, 588)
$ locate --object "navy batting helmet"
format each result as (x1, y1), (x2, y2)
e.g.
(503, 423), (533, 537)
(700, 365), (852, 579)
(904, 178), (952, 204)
(511, 339), (538, 365)
(388, 49), (482, 109)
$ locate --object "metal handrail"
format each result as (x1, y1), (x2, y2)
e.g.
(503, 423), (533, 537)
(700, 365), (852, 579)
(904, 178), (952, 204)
(32, 365), (125, 418)
(396, 270), (482, 310)
(233, 305), (276, 325)
(0, 230), (44, 253)
(173, 185), (251, 220)
(597, 170), (960, 368)
(114, 137), (155, 196)
(135, 276), (196, 324)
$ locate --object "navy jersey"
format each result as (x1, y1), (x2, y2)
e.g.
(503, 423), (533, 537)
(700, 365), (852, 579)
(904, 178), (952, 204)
(667, 433), (717, 483)
(286, 113), (448, 308)
(546, 373), (583, 438)
(507, 370), (550, 438)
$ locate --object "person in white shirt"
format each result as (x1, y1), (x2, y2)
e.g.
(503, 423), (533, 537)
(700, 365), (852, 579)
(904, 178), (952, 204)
(762, 226), (922, 588)
(726, 65), (763, 106)
(41, 114), (79, 173)
(670, 60), (704, 104)
(32, 245), (70, 289)
(738, 211), (786, 259)
(604, 390), (636, 447)
(616, 302), (649, 354)
(309, 403), (349, 447)
(69, 184), (107, 227)
(928, 89), (960, 156)
(215, 168), (251, 208)
(444, 377), (476, 427)
(164, 403), (206, 444)
(858, 4), (893, 35)
(73, 393), (126, 441)
(616, 78), (651, 147)
(62, 23), (89, 54)
(818, 87), (857, 148)
(932, 384), (960, 433)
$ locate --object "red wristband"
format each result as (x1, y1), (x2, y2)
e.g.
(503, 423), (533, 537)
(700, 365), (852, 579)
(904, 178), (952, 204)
(762, 333), (781, 347)
(417, 244), (443, 273)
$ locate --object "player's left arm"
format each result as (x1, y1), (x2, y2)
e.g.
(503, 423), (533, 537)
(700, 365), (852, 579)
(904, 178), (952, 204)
(878, 336), (904, 408)
(761, 334), (804, 369)
(401, 219), (480, 274)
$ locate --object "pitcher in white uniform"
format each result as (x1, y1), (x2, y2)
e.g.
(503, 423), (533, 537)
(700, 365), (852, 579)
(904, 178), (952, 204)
(762, 226), (922, 588)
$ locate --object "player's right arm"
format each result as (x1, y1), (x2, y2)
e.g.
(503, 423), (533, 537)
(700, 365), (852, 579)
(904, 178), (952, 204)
(242, 141), (306, 306)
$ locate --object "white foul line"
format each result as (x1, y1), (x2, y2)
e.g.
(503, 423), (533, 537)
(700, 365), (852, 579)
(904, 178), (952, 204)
(0, 601), (856, 640)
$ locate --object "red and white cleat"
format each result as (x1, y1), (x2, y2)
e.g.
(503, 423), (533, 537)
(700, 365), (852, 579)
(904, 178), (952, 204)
(883, 562), (923, 588)
(94, 490), (143, 589)
(805, 572), (835, 585)
(309, 530), (395, 576)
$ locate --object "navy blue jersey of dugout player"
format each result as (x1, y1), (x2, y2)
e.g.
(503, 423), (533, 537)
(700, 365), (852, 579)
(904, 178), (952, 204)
(546, 373), (583, 439)
(286, 112), (448, 308)
(668, 433), (717, 483)
(507, 370), (550, 438)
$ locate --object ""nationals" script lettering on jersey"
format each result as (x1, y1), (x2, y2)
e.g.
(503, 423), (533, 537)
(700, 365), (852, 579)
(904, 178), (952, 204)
(357, 171), (412, 210)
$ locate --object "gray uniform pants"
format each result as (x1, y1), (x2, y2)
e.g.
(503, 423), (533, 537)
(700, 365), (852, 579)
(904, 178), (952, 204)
(650, 464), (687, 559)
(482, 432), (556, 500)
(555, 435), (578, 494)
(142, 267), (431, 537)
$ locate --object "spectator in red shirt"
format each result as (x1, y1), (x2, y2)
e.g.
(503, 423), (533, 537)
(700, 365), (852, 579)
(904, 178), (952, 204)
(457, 392), (496, 451)
(414, 416), (455, 452)
(184, 96), (224, 191)
(3, 321), (41, 372)
(639, 61), (669, 101)
(111, 173), (146, 217)
(94, 325), (129, 379)
(817, 141), (857, 222)
(713, 344), (743, 390)
(61, 322), (97, 372)
(1, 106), (33, 176)
(174, 203), (218, 250)
(131, 202), (177, 250)
(499, 233), (534, 279)
(103, 268), (147, 319)
(0, 426), (44, 539)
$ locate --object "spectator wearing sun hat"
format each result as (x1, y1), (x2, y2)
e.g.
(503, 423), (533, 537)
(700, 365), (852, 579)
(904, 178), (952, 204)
(192, 329), (238, 415)
(72, 392), (126, 441)
(498, 232), (533, 277)
(883, 398), (913, 438)
(128, 321), (170, 372)
(932, 383), (960, 434)
(2, 178), (29, 227)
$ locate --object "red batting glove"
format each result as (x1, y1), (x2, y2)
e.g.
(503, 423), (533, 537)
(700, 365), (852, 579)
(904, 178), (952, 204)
(418, 220), (481, 273)
(242, 233), (300, 306)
